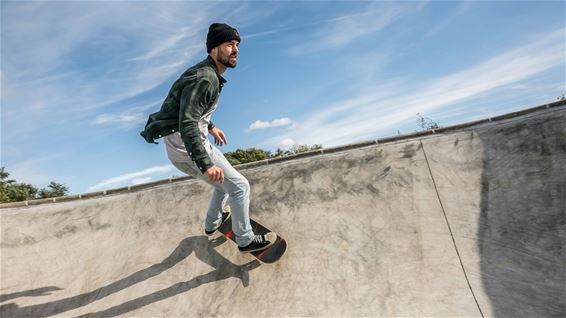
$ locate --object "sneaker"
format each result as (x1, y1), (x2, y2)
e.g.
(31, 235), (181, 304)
(238, 232), (277, 253)
(205, 211), (230, 236)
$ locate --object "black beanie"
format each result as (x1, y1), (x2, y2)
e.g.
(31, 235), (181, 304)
(206, 23), (241, 53)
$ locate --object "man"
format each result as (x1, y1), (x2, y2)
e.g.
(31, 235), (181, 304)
(141, 23), (276, 253)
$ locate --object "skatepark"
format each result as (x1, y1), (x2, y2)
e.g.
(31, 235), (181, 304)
(1, 101), (565, 317)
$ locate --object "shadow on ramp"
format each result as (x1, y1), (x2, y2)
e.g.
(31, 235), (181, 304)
(477, 114), (566, 317)
(0, 235), (260, 318)
(0, 287), (63, 304)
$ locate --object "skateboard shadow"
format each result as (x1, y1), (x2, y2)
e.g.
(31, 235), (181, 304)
(0, 235), (260, 318)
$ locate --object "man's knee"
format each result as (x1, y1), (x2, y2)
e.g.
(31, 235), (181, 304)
(230, 176), (249, 197)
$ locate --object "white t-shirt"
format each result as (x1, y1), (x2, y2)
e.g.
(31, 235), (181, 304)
(164, 100), (218, 163)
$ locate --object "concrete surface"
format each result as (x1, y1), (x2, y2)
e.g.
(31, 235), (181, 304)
(1, 104), (565, 317)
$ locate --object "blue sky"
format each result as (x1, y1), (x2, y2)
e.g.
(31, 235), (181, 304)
(1, 1), (564, 194)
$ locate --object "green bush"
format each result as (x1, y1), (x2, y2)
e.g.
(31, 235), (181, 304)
(223, 144), (323, 166)
(0, 167), (69, 203)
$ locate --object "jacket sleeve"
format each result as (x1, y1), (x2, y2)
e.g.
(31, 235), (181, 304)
(179, 76), (216, 173)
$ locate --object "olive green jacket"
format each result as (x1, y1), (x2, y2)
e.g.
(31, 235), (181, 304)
(140, 56), (226, 173)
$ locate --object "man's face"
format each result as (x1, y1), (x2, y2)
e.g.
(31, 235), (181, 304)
(214, 40), (239, 68)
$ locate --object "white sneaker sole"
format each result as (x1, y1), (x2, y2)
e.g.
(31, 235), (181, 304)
(239, 232), (277, 253)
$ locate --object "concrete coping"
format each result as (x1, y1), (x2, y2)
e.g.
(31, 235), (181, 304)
(2, 100), (564, 209)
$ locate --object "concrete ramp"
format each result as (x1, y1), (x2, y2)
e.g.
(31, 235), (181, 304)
(1, 103), (565, 317)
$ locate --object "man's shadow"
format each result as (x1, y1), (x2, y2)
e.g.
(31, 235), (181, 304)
(0, 235), (260, 318)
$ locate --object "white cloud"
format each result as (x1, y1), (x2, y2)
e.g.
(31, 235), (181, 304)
(263, 29), (564, 148)
(91, 99), (162, 126)
(128, 27), (200, 62)
(423, 2), (473, 38)
(131, 177), (153, 185)
(246, 117), (295, 132)
(243, 29), (281, 40)
(288, 2), (418, 55)
(92, 114), (145, 126)
(278, 138), (297, 149)
(1, 2), (227, 137)
(5, 152), (71, 188)
(87, 165), (174, 192)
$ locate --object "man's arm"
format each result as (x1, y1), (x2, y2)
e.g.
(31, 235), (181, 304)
(178, 76), (215, 173)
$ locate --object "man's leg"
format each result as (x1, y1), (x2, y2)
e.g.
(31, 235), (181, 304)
(171, 149), (255, 247)
(203, 188), (229, 232)
(210, 156), (277, 253)
(169, 161), (228, 233)
(206, 146), (255, 247)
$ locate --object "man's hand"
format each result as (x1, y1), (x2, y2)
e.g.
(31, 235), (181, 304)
(205, 165), (224, 183)
(209, 127), (228, 146)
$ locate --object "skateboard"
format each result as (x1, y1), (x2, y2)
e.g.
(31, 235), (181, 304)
(217, 215), (287, 264)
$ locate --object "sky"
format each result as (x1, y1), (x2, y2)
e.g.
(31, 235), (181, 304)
(1, 0), (564, 195)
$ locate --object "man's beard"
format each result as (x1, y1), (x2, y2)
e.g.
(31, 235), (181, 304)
(218, 51), (237, 68)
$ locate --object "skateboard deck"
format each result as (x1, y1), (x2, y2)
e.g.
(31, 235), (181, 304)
(217, 216), (287, 264)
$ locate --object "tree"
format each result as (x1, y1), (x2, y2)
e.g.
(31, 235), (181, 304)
(38, 182), (69, 199)
(270, 144), (323, 158)
(0, 167), (13, 203)
(0, 167), (11, 182)
(0, 167), (69, 203)
(224, 148), (270, 165)
(7, 183), (39, 202)
(222, 144), (324, 166)
(416, 113), (441, 131)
